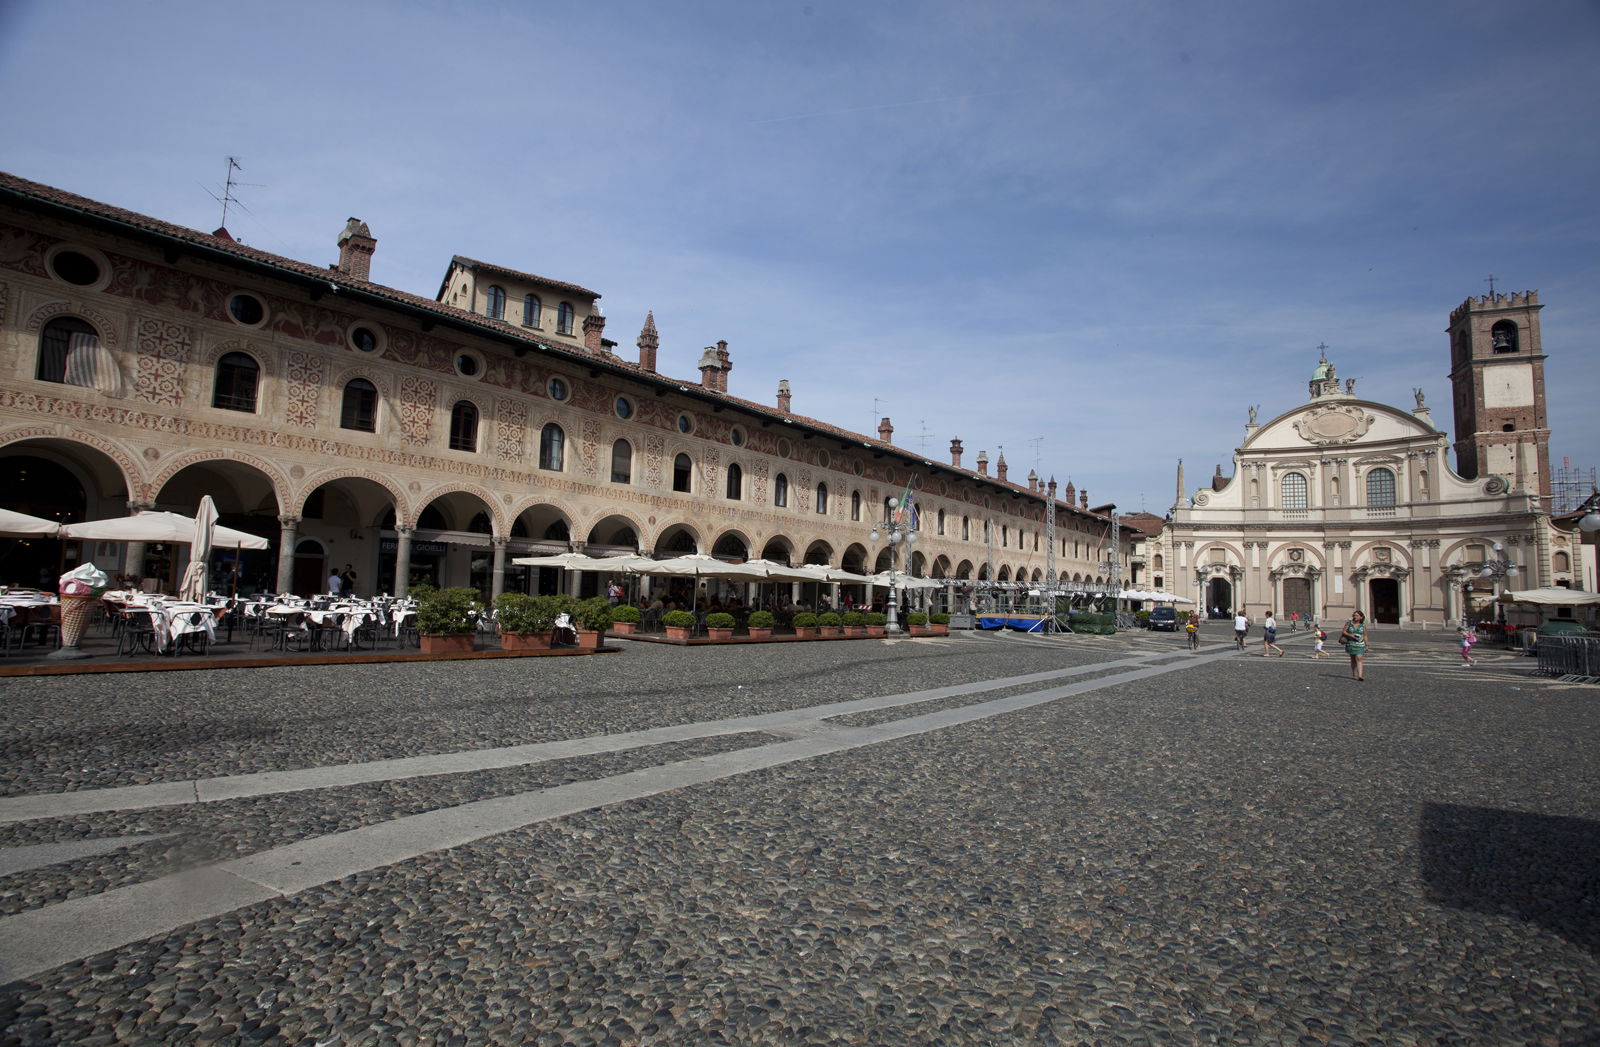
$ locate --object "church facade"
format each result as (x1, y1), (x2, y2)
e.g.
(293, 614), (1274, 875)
(1153, 292), (1582, 626)
(0, 172), (1121, 600)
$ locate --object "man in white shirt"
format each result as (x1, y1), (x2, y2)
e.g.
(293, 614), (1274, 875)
(1233, 610), (1250, 650)
(327, 570), (343, 596)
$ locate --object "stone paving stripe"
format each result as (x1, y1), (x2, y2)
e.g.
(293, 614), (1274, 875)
(0, 834), (178, 877)
(0, 653), (1206, 981)
(0, 651), (1181, 825)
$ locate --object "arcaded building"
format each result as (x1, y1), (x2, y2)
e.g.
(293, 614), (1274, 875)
(0, 172), (1124, 600)
(1157, 292), (1583, 625)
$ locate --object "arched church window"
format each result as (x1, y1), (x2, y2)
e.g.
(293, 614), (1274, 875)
(1491, 320), (1519, 353)
(1280, 472), (1308, 509)
(1366, 467), (1396, 507)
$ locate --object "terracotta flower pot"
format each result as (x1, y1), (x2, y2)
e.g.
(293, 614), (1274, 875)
(910, 625), (932, 636)
(421, 633), (474, 654)
(666, 625), (693, 640)
(577, 629), (603, 648)
(843, 626), (865, 636)
(706, 627), (734, 641)
(608, 621), (636, 635)
(500, 631), (551, 651)
(866, 626), (886, 637)
(792, 627), (818, 639)
(930, 624), (949, 635)
(746, 627), (773, 640)
(820, 626), (842, 637)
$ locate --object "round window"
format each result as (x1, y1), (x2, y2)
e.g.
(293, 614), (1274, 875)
(615, 396), (634, 420)
(816, 450), (831, 469)
(676, 413), (694, 434)
(777, 438), (793, 458)
(549, 377), (569, 401)
(455, 353), (481, 378)
(853, 460), (865, 476)
(730, 427), (745, 447)
(50, 250), (101, 286)
(350, 326), (381, 353)
(228, 293), (265, 326)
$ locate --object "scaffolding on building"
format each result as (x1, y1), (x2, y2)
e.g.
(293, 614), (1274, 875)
(1551, 460), (1597, 516)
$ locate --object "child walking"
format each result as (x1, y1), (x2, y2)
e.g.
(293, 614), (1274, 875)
(1311, 627), (1329, 658)
(1458, 623), (1478, 667)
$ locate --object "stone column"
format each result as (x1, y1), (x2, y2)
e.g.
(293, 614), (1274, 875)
(395, 526), (414, 598)
(275, 515), (299, 595)
(491, 536), (508, 601)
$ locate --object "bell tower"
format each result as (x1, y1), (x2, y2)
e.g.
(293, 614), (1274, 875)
(1447, 289), (1550, 505)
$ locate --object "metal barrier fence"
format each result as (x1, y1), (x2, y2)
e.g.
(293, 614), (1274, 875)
(1535, 635), (1600, 679)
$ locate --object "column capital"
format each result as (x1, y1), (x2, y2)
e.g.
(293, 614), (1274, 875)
(278, 515), (301, 529)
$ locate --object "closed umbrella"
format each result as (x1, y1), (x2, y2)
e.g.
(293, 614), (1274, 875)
(178, 496), (219, 601)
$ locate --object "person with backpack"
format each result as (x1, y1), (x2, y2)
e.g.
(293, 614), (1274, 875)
(1261, 611), (1285, 657)
(1311, 626), (1329, 658)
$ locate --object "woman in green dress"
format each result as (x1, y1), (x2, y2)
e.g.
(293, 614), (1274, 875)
(1340, 610), (1368, 681)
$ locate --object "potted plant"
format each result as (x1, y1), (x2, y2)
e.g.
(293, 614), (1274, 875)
(574, 596), (613, 648)
(494, 591), (554, 650)
(746, 609), (775, 639)
(906, 611), (930, 636)
(863, 610), (888, 637)
(416, 586), (481, 653)
(704, 611), (735, 641)
(841, 610), (865, 636)
(817, 611), (843, 636)
(663, 609), (696, 640)
(609, 603), (641, 635)
(929, 611), (951, 636)
(791, 611), (819, 639)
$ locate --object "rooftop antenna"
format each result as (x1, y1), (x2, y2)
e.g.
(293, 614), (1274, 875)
(873, 397), (887, 433)
(911, 419), (935, 454)
(1028, 436), (1044, 470)
(205, 157), (262, 232)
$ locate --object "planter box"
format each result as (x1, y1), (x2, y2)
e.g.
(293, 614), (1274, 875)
(930, 623), (949, 635)
(608, 621), (637, 635)
(666, 625), (693, 640)
(577, 629), (603, 649)
(420, 633), (474, 654)
(791, 627), (818, 639)
(819, 626), (843, 637)
(866, 626), (886, 637)
(843, 626), (865, 637)
(500, 632), (551, 651)
(909, 625), (932, 636)
(745, 627), (773, 640)
(706, 627), (734, 641)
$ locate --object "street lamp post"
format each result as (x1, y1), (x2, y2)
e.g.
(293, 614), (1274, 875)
(1472, 541), (1519, 624)
(870, 496), (918, 635)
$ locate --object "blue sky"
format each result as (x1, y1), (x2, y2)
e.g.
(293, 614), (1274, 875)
(2, 0), (1596, 513)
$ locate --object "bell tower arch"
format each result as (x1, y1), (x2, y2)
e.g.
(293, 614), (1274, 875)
(1446, 290), (1550, 506)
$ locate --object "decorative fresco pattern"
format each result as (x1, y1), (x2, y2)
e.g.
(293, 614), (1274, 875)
(495, 398), (527, 462)
(399, 375), (436, 446)
(284, 350), (324, 428)
(132, 318), (193, 406)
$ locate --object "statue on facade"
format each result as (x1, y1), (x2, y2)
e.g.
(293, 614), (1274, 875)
(1345, 378), (1356, 394)
(1248, 405), (1258, 425)
(1414, 388), (1426, 409)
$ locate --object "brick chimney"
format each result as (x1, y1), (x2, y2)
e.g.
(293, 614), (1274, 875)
(637, 312), (659, 373)
(1027, 469), (1038, 492)
(1047, 477), (1057, 501)
(698, 342), (731, 393)
(336, 218), (375, 282)
(583, 311), (607, 354)
(996, 453), (1008, 483)
(976, 450), (989, 476)
(1065, 480), (1076, 505)
(877, 417), (894, 443)
(777, 379), (791, 413)
(950, 438), (963, 469)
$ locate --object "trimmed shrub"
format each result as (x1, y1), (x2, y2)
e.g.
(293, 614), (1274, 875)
(747, 609), (775, 629)
(862, 611), (888, 627)
(416, 586), (480, 635)
(575, 596), (613, 631)
(930, 612), (950, 625)
(663, 609), (696, 629)
(792, 612), (818, 629)
(841, 610), (864, 627)
(906, 612), (928, 627)
(494, 591), (554, 634)
(817, 612), (842, 627)
(705, 611), (735, 629)
(611, 603), (641, 623)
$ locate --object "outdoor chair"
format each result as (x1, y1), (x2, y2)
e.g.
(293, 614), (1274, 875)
(168, 609), (212, 656)
(116, 610), (158, 657)
(21, 605), (60, 647)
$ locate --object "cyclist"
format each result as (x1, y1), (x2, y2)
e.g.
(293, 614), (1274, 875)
(1185, 612), (1200, 651)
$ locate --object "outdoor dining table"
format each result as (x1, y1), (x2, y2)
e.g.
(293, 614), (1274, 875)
(117, 599), (224, 653)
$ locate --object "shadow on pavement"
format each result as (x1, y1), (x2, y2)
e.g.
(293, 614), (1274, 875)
(1419, 802), (1600, 953)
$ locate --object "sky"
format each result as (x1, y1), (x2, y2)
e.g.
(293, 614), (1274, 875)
(2, 0), (1596, 514)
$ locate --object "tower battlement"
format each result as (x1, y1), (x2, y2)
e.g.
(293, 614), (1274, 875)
(1450, 290), (1540, 323)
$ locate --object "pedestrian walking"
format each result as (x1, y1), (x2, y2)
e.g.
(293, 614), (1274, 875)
(1311, 626), (1329, 658)
(1261, 611), (1285, 657)
(1339, 610), (1368, 681)
(1458, 623), (1479, 667)
(1233, 609), (1250, 650)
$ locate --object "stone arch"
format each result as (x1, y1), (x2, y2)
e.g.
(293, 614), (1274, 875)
(199, 338), (277, 379)
(710, 530), (752, 560)
(299, 466), (409, 524)
(584, 510), (647, 551)
(654, 521), (702, 555)
(414, 480), (505, 535)
(0, 425), (141, 504)
(148, 448), (290, 517)
(24, 300), (124, 351)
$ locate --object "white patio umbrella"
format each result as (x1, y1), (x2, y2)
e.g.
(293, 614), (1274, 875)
(632, 554), (773, 581)
(511, 551), (628, 570)
(59, 510), (269, 549)
(868, 571), (942, 590)
(178, 496), (219, 600)
(1496, 587), (1600, 608)
(0, 509), (62, 537)
(740, 558), (832, 583)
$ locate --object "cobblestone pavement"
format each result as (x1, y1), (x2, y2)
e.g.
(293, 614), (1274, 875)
(0, 627), (1596, 1045)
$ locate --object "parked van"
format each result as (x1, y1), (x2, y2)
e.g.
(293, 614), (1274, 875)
(1148, 607), (1178, 631)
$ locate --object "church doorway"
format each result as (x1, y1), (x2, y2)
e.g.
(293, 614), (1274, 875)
(1206, 578), (1233, 617)
(1282, 577), (1313, 621)
(1368, 578), (1401, 624)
